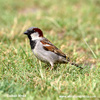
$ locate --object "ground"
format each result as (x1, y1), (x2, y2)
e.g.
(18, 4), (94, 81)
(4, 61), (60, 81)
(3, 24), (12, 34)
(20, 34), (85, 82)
(0, 0), (100, 100)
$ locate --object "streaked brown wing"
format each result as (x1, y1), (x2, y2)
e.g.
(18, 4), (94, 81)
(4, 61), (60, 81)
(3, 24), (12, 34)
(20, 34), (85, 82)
(40, 38), (66, 58)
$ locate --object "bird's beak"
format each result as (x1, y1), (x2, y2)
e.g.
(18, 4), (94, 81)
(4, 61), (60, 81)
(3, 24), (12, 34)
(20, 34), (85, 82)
(24, 30), (28, 35)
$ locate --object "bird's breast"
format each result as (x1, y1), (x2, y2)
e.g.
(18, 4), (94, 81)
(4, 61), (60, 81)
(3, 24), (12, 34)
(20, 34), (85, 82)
(32, 41), (48, 62)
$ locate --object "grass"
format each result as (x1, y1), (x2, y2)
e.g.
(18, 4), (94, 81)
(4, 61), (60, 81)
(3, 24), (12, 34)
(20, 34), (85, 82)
(0, 0), (100, 100)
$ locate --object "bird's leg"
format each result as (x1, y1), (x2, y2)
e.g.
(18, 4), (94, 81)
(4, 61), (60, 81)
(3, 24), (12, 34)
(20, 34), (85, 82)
(50, 62), (54, 70)
(50, 66), (54, 70)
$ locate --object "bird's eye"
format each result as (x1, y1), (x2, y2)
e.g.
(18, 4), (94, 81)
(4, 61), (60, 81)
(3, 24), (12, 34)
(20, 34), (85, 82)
(31, 30), (35, 33)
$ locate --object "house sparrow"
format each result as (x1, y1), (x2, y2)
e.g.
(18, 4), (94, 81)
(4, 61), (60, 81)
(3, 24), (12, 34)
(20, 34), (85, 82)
(24, 27), (83, 70)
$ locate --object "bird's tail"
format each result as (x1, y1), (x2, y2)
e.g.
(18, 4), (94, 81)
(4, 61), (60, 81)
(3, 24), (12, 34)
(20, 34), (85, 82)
(69, 62), (83, 69)
(66, 57), (83, 69)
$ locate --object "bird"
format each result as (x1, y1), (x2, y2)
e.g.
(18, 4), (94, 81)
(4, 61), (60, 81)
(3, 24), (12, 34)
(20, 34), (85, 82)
(24, 27), (83, 70)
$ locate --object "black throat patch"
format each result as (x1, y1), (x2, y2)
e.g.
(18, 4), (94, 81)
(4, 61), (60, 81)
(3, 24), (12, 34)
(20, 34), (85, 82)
(27, 35), (36, 49)
(30, 40), (36, 49)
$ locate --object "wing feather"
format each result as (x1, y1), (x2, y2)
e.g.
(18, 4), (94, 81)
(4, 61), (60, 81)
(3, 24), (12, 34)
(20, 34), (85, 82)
(40, 38), (66, 58)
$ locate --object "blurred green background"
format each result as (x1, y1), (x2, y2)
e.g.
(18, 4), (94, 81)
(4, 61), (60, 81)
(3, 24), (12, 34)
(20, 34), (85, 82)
(0, 0), (100, 100)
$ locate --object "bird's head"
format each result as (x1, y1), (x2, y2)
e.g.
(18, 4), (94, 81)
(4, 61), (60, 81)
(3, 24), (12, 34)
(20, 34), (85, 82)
(24, 27), (43, 40)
